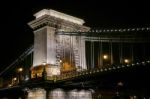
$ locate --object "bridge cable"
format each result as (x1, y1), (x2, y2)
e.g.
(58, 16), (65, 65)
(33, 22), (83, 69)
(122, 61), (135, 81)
(110, 40), (113, 65)
(131, 43), (134, 63)
(100, 40), (103, 67)
(119, 38), (123, 64)
(90, 38), (93, 69)
(0, 45), (33, 76)
(80, 33), (82, 70)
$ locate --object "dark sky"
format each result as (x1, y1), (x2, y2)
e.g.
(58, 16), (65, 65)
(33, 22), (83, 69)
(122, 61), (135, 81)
(0, 0), (150, 72)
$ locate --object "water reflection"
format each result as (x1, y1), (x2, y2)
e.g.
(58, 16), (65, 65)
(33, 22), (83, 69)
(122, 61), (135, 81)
(50, 89), (92, 99)
(27, 88), (92, 99)
(28, 88), (46, 99)
(49, 88), (66, 99)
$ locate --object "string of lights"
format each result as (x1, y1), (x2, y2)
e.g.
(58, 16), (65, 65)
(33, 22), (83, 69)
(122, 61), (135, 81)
(89, 27), (150, 33)
(58, 27), (150, 33)
(47, 60), (150, 81)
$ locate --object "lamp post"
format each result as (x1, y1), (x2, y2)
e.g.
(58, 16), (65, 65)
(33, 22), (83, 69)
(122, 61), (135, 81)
(103, 54), (108, 60)
(124, 59), (130, 64)
(18, 68), (23, 72)
(18, 67), (23, 83)
(42, 62), (47, 80)
(103, 54), (109, 66)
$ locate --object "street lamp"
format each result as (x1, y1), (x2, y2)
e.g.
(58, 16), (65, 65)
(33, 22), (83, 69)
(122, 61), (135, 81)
(42, 62), (47, 80)
(12, 77), (17, 85)
(103, 54), (108, 60)
(18, 68), (23, 72)
(59, 60), (62, 63)
(102, 54), (110, 66)
(42, 62), (47, 66)
(124, 59), (129, 64)
(17, 67), (23, 83)
(13, 77), (17, 81)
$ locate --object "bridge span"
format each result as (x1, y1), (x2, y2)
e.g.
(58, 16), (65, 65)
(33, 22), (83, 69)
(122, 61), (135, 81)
(0, 9), (150, 99)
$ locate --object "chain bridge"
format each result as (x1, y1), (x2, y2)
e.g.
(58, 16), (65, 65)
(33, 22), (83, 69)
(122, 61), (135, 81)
(0, 9), (150, 99)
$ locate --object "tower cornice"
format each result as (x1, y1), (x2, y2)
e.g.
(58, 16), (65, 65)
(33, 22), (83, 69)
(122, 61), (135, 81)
(28, 15), (90, 31)
(34, 9), (85, 25)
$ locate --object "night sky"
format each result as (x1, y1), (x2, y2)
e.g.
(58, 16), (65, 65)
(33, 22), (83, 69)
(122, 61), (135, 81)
(0, 0), (150, 72)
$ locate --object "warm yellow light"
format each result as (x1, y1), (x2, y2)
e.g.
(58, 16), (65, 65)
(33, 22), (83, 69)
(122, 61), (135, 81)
(59, 60), (62, 63)
(18, 68), (23, 72)
(8, 84), (12, 87)
(13, 77), (17, 81)
(124, 59), (129, 63)
(103, 55), (108, 60)
(42, 62), (47, 65)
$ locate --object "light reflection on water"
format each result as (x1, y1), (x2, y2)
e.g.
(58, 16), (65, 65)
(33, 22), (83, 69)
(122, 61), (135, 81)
(27, 88), (92, 99)
(50, 88), (92, 99)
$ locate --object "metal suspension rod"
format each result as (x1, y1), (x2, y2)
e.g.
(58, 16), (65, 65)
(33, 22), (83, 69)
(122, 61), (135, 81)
(100, 41), (103, 67)
(69, 35), (71, 67)
(98, 37), (100, 68)
(71, 35), (73, 68)
(90, 41), (92, 68)
(87, 41), (90, 69)
(80, 35), (83, 70)
(131, 43), (134, 63)
(92, 41), (94, 68)
(63, 36), (66, 66)
(119, 42), (123, 64)
(110, 41), (113, 65)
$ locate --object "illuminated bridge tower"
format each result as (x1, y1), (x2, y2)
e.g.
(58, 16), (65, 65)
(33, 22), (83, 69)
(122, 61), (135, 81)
(28, 9), (89, 77)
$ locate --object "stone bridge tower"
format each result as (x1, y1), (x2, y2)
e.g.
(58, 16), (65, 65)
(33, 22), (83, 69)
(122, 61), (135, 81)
(28, 9), (90, 77)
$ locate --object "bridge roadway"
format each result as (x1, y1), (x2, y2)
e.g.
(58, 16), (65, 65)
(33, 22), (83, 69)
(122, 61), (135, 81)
(0, 60), (150, 98)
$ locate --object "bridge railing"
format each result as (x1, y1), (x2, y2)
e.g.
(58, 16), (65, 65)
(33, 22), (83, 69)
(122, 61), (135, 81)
(29, 60), (150, 82)
(0, 59), (149, 89)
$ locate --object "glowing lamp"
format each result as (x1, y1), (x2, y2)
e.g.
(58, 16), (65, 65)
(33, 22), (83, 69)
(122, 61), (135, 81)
(13, 77), (17, 81)
(103, 55), (108, 60)
(124, 59), (129, 64)
(18, 68), (23, 72)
